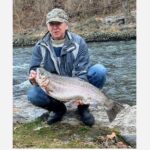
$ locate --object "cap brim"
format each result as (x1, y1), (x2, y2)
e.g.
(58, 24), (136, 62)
(46, 17), (67, 24)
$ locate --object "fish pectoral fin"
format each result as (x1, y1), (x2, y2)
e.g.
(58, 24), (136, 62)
(41, 85), (53, 94)
(40, 80), (54, 93)
(71, 97), (84, 106)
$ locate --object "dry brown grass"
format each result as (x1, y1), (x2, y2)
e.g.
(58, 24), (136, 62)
(13, 0), (136, 34)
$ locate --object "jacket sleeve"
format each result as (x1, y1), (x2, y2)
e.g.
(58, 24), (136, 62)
(72, 38), (91, 81)
(29, 44), (42, 72)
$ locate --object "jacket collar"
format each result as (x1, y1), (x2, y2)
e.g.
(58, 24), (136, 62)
(40, 31), (77, 55)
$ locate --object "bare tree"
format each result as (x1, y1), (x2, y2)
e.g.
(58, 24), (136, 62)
(121, 0), (130, 24)
(13, 0), (136, 33)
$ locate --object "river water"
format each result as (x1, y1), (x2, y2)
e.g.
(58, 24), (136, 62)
(13, 40), (136, 105)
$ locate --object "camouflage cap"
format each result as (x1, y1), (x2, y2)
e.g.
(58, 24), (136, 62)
(46, 8), (68, 24)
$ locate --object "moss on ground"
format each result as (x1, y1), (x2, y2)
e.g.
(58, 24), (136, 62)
(13, 118), (130, 148)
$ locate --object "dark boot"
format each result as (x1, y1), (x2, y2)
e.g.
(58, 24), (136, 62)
(43, 98), (67, 125)
(78, 104), (95, 127)
(47, 110), (66, 125)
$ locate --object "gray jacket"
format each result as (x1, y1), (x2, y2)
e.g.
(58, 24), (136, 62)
(29, 31), (91, 81)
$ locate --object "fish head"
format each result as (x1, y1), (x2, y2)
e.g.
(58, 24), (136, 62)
(36, 67), (50, 84)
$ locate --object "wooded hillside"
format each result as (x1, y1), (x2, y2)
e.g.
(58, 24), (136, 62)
(13, 0), (136, 34)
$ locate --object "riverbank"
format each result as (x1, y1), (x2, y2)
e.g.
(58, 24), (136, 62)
(13, 30), (136, 47)
(13, 12), (136, 148)
(13, 12), (136, 47)
(13, 118), (133, 148)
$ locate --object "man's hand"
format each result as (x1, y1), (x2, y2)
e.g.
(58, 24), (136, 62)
(28, 70), (37, 84)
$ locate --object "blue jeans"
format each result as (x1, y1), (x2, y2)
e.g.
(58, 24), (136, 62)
(27, 64), (107, 107)
(87, 64), (107, 89)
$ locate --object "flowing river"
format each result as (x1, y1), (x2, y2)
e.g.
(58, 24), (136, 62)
(13, 40), (136, 105)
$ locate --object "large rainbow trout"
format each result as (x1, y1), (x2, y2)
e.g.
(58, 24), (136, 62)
(35, 67), (124, 122)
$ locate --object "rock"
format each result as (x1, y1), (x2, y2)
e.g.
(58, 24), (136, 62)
(13, 95), (47, 123)
(109, 105), (136, 134)
(121, 134), (136, 148)
(13, 96), (136, 138)
(14, 80), (31, 89)
(108, 105), (136, 147)
(13, 80), (32, 97)
(13, 95), (136, 147)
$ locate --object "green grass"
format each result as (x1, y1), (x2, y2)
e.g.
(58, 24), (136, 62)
(13, 118), (129, 148)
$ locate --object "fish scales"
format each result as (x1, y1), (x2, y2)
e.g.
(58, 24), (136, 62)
(35, 67), (124, 122)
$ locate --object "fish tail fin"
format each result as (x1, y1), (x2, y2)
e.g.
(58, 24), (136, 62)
(106, 101), (124, 122)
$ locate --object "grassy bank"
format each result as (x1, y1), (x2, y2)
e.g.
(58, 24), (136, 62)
(13, 30), (136, 47)
(13, 118), (131, 148)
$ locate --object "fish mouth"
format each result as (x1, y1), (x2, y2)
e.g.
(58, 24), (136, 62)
(36, 68), (45, 81)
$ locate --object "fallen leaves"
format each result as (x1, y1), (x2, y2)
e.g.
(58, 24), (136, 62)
(106, 132), (116, 140)
(95, 132), (129, 148)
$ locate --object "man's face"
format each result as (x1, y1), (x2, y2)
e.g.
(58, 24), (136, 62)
(47, 22), (68, 40)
